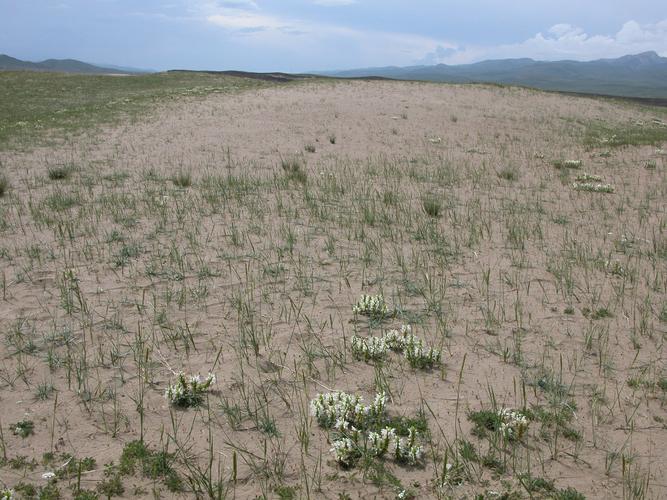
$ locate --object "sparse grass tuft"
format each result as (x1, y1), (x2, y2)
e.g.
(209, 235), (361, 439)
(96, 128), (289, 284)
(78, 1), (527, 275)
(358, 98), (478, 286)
(497, 166), (519, 181)
(281, 156), (307, 184)
(47, 164), (74, 180)
(171, 171), (192, 188)
(422, 195), (442, 217)
(0, 173), (8, 197)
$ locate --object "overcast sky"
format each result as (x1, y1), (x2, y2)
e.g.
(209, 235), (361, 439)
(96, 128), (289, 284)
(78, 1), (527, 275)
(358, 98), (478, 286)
(1, 1), (666, 71)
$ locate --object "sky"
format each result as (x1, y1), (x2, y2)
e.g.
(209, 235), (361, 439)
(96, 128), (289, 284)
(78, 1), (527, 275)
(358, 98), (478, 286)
(1, 1), (667, 72)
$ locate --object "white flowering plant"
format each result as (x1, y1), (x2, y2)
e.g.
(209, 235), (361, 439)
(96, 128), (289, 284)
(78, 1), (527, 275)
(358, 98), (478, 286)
(497, 408), (529, 441)
(164, 372), (216, 408)
(310, 390), (425, 468)
(575, 173), (602, 182)
(0, 488), (14, 500)
(469, 407), (530, 442)
(350, 325), (441, 370)
(330, 437), (360, 467)
(402, 335), (441, 369)
(573, 182), (614, 193)
(352, 294), (389, 319)
(350, 335), (388, 361)
(391, 427), (424, 465)
(383, 325), (413, 351)
(553, 159), (582, 169)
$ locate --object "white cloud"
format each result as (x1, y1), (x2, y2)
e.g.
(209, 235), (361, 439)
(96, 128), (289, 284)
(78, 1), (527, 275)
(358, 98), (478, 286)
(431, 19), (667, 65)
(207, 10), (287, 31)
(312, 0), (356, 5)
(195, 0), (456, 67)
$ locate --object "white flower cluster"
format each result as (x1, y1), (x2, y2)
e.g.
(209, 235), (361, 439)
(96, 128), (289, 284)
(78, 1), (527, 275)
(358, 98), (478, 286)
(392, 427), (424, 465)
(352, 294), (389, 318)
(366, 426), (423, 465)
(350, 335), (388, 361)
(367, 427), (396, 457)
(351, 325), (440, 369)
(554, 159), (582, 169)
(330, 437), (358, 467)
(575, 173), (602, 182)
(310, 391), (386, 429)
(497, 408), (529, 440)
(598, 134), (620, 145)
(164, 372), (216, 407)
(402, 334), (441, 369)
(311, 391), (424, 467)
(573, 182), (614, 193)
(383, 325), (414, 351)
(0, 489), (14, 500)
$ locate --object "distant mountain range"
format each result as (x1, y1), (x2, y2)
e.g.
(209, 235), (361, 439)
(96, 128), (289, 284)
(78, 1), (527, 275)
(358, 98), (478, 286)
(4, 51), (667, 99)
(318, 51), (667, 99)
(0, 54), (151, 74)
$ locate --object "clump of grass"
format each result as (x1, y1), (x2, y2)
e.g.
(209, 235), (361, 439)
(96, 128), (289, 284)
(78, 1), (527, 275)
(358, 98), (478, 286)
(497, 166), (519, 181)
(171, 171), (192, 188)
(304, 144), (316, 153)
(422, 195), (442, 218)
(47, 164), (73, 180)
(0, 173), (8, 197)
(281, 157), (307, 184)
(328, 133), (336, 144)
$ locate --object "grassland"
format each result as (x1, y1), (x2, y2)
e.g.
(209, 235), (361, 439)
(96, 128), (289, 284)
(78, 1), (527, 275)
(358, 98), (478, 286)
(0, 71), (666, 499)
(0, 71), (270, 149)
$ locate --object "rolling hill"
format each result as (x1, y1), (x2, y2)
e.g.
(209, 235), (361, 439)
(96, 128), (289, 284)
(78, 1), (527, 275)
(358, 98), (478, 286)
(319, 51), (667, 98)
(0, 54), (148, 74)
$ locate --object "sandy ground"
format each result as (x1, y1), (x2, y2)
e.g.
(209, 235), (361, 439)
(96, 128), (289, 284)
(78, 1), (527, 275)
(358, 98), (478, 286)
(0, 79), (666, 499)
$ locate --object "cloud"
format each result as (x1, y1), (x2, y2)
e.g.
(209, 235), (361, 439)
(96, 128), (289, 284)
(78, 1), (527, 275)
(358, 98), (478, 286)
(429, 19), (667, 64)
(197, 0), (455, 66)
(207, 10), (288, 31)
(210, 0), (258, 8)
(312, 0), (356, 5)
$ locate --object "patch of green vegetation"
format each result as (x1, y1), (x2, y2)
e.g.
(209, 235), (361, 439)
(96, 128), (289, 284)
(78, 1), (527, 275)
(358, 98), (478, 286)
(73, 489), (99, 500)
(497, 166), (519, 181)
(171, 171), (192, 188)
(281, 157), (308, 184)
(118, 440), (182, 492)
(583, 120), (667, 147)
(0, 173), (8, 197)
(56, 454), (96, 479)
(47, 164), (74, 181)
(11, 419), (34, 438)
(385, 410), (430, 437)
(274, 484), (299, 499)
(16, 481), (62, 500)
(468, 409), (502, 437)
(0, 71), (271, 149)
(553, 487), (586, 500)
(96, 463), (125, 497)
(582, 307), (613, 320)
(422, 195), (442, 218)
